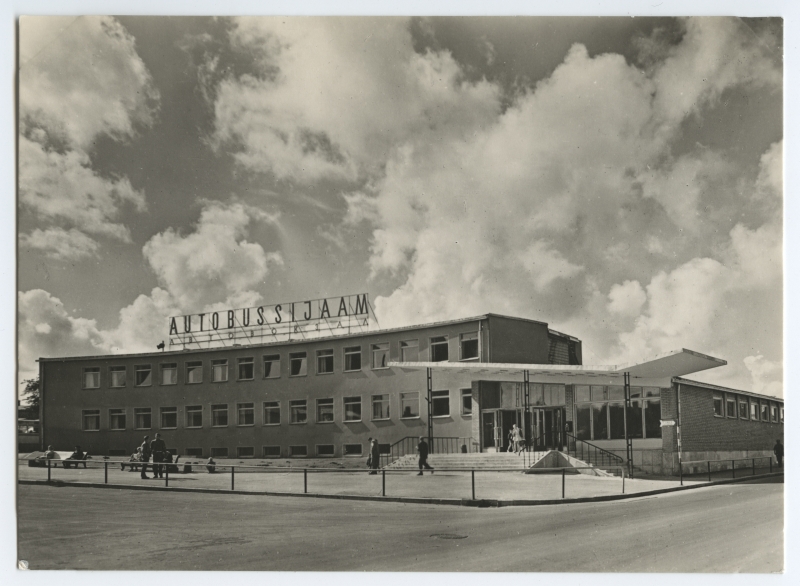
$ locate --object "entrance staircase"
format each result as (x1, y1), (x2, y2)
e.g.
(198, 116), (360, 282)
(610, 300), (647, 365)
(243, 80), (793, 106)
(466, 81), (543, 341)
(384, 451), (545, 470)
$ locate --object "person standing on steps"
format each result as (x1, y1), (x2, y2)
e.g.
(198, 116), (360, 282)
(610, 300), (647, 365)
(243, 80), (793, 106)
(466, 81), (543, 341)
(417, 436), (433, 476)
(140, 435), (151, 479)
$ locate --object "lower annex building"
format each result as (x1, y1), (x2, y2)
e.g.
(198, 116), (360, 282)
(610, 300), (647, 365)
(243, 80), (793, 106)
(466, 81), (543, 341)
(37, 313), (783, 475)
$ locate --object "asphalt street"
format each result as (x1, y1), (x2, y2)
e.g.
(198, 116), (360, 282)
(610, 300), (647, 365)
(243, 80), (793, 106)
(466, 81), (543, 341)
(17, 477), (783, 572)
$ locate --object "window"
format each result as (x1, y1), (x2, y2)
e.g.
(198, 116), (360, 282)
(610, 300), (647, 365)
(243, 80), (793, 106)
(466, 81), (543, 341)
(263, 446), (281, 458)
(185, 448), (203, 457)
(726, 395), (737, 418)
(237, 447), (255, 458)
(592, 403), (608, 440)
(263, 354), (280, 379)
(186, 361), (203, 384)
(212, 404), (228, 427)
(771, 404), (778, 423)
(713, 395), (724, 417)
(289, 352), (307, 376)
(134, 408), (151, 430)
(109, 366), (126, 388)
(82, 409), (100, 431)
(289, 445), (307, 457)
(739, 398), (750, 420)
(575, 384), (659, 440)
(761, 403), (770, 422)
(210, 447), (228, 458)
(400, 392), (419, 418)
(344, 346), (361, 371)
(371, 343), (389, 369)
(290, 400), (307, 424)
(83, 367), (100, 389)
(400, 340), (419, 362)
(160, 407), (177, 429)
(344, 396), (362, 422)
(212, 359), (228, 382)
(263, 401), (280, 425)
(432, 390), (450, 417)
(186, 405), (203, 428)
(317, 349), (334, 374)
(430, 336), (449, 362)
(461, 389), (473, 416)
(238, 357), (254, 380)
(316, 445), (335, 457)
(575, 385), (591, 403)
(609, 403), (626, 439)
(575, 405), (591, 440)
(644, 399), (662, 439)
(317, 398), (334, 423)
(460, 332), (479, 360)
(780, 406), (784, 423)
(134, 365), (152, 387)
(161, 363), (177, 385)
(343, 444), (362, 456)
(372, 394), (390, 420)
(750, 401), (759, 420)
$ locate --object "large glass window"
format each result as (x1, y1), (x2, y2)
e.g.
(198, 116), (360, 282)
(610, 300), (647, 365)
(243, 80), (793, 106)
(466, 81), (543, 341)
(82, 410), (100, 431)
(186, 405), (203, 428)
(212, 404), (228, 427)
(290, 400), (308, 424)
(289, 352), (307, 376)
(544, 384), (566, 406)
(263, 354), (280, 379)
(134, 407), (151, 430)
(186, 361), (203, 384)
(344, 346), (361, 372)
(371, 343), (389, 369)
(238, 357), (254, 381)
(212, 359), (228, 382)
(609, 403), (626, 439)
(109, 366), (126, 388)
(160, 363), (177, 385)
(317, 349), (334, 374)
(134, 365), (152, 387)
(750, 401), (759, 420)
(317, 398), (334, 423)
(461, 389), (473, 416)
(460, 332), (479, 360)
(400, 392), (419, 418)
(263, 401), (280, 425)
(432, 390), (450, 417)
(592, 403), (608, 440)
(739, 397), (750, 420)
(726, 395), (737, 418)
(713, 395), (724, 417)
(344, 396), (362, 421)
(160, 407), (177, 429)
(109, 409), (126, 430)
(761, 403), (770, 422)
(83, 367), (100, 389)
(575, 385), (591, 403)
(628, 401), (643, 439)
(400, 340), (419, 362)
(372, 394), (390, 420)
(430, 336), (449, 362)
(574, 384), (659, 440)
(644, 399), (662, 438)
(575, 405), (591, 440)
(237, 403), (255, 426)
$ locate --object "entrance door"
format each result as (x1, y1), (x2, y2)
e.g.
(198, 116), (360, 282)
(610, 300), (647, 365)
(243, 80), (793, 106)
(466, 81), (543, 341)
(532, 408), (565, 449)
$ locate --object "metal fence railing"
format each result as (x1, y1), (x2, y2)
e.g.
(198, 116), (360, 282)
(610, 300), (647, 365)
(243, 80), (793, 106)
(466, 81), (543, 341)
(678, 456), (776, 485)
(564, 433), (625, 469)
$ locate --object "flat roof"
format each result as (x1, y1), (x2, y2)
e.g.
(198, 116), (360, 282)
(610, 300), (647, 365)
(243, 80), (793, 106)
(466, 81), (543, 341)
(674, 377), (784, 403)
(388, 348), (727, 379)
(38, 312), (569, 362)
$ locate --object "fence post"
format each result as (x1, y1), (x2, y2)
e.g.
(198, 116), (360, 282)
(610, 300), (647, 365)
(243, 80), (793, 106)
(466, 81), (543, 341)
(104, 461), (108, 484)
(471, 469), (475, 500)
(561, 469), (565, 499)
(769, 457), (772, 473)
(621, 468), (625, 494)
(47, 459), (51, 482)
(679, 461), (683, 486)
(166, 466), (169, 488)
(231, 466), (235, 491)
(304, 469), (307, 494)
(752, 458), (755, 476)
(707, 461), (711, 483)
(382, 469), (385, 497)
(731, 460), (735, 479)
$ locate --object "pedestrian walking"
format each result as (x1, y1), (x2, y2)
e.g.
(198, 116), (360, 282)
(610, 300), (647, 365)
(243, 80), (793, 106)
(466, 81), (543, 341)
(365, 437), (373, 469)
(417, 436), (433, 476)
(150, 433), (167, 478)
(369, 438), (380, 474)
(774, 439), (784, 467)
(511, 423), (524, 454)
(140, 435), (152, 479)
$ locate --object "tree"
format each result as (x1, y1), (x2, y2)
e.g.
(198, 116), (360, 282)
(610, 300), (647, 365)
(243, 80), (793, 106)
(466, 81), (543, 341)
(19, 377), (40, 420)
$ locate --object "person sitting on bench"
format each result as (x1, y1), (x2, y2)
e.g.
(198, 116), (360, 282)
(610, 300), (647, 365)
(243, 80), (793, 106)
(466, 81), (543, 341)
(121, 447), (143, 472)
(63, 446), (87, 468)
(206, 456), (216, 473)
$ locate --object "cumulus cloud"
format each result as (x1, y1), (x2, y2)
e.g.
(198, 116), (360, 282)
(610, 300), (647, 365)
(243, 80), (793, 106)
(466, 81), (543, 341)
(20, 227), (100, 261)
(607, 281), (647, 316)
(19, 16), (157, 258)
(743, 355), (782, 397)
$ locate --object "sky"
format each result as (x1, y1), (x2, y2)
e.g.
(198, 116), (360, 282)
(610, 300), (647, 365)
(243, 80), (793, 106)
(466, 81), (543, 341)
(17, 15), (784, 398)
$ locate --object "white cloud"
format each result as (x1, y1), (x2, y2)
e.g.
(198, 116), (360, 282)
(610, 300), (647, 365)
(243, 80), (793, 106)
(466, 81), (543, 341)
(20, 227), (100, 261)
(607, 280), (647, 316)
(743, 355), (783, 398)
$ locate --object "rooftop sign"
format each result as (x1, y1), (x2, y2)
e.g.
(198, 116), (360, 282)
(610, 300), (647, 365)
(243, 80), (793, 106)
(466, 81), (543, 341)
(168, 293), (372, 348)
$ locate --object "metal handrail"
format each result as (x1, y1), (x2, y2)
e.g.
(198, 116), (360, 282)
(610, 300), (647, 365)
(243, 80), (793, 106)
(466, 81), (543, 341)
(677, 455), (776, 485)
(564, 433), (625, 468)
(519, 429), (550, 468)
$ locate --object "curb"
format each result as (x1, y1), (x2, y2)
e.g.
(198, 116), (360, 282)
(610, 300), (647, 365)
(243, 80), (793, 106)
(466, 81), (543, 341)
(19, 472), (782, 507)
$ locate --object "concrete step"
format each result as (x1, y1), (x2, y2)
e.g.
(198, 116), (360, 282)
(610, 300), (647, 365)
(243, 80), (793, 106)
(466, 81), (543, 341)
(385, 453), (543, 470)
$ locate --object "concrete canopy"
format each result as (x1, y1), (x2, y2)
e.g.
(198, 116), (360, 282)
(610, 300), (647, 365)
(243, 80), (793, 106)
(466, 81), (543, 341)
(388, 348), (726, 379)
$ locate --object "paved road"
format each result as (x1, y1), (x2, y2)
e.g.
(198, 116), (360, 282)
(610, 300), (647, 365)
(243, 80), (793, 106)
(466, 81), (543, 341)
(17, 478), (782, 572)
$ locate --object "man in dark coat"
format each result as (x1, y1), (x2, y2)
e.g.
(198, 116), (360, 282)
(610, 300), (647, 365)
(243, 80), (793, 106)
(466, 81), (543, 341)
(774, 439), (784, 467)
(417, 436), (433, 476)
(369, 439), (381, 474)
(150, 433), (167, 478)
(140, 435), (151, 479)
